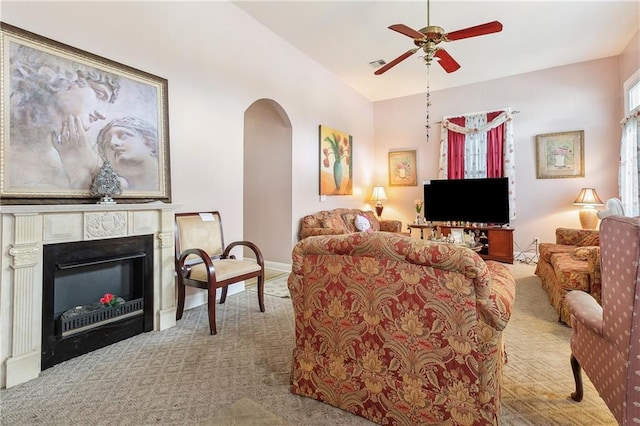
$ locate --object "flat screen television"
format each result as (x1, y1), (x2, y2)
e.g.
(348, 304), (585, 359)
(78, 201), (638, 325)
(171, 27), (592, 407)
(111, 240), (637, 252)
(423, 177), (510, 225)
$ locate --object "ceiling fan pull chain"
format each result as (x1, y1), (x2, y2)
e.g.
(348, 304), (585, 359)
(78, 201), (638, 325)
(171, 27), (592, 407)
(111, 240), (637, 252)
(425, 64), (431, 143)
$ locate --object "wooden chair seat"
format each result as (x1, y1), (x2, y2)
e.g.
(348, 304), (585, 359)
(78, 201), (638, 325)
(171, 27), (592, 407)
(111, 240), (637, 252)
(175, 211), (265, 335)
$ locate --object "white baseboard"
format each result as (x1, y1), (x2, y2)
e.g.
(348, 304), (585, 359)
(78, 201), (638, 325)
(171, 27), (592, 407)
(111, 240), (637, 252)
(183, 281), (245, 311)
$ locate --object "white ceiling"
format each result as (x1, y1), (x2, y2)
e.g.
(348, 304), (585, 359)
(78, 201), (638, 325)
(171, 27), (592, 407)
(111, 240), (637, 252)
(233, 0), (640, 102)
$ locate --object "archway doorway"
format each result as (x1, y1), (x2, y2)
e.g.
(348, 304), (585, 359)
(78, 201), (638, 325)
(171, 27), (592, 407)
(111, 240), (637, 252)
(243, 99), (292, 266)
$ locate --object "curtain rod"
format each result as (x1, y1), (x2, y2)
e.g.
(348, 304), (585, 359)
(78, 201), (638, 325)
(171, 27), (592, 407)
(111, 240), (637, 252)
(436, 109), (520, 124)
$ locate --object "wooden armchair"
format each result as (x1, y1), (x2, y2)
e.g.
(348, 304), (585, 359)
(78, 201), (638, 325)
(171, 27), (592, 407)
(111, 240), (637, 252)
(174, 211), (265, 335)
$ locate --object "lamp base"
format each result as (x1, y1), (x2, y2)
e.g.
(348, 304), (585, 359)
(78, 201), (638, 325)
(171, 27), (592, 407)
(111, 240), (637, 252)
(375, 204), (384, 218)
(579, 207), (598, 230)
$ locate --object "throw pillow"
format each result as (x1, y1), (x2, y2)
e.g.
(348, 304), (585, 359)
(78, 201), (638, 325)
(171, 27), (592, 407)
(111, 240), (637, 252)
(322, 212), (349, 233)
(362, 211), (381, 231)
(341, 213), (358, 232)
(354, 214), (371, 232)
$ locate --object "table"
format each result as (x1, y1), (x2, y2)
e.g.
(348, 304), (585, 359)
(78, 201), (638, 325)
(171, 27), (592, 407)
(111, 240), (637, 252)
(406, 223), (435, 239)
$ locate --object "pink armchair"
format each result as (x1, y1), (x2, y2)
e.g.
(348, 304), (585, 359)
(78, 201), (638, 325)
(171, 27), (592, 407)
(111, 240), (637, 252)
(566, 215), (640, 424)
(288, 232), (516, 425)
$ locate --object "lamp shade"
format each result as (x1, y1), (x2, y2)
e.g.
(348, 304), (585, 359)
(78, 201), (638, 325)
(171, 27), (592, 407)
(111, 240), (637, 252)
(370, 186), (388, 203)
(573, 188), (604, 206)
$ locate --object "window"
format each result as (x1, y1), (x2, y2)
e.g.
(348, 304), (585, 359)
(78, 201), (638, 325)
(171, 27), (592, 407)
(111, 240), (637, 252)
(619, 70), (640, 216)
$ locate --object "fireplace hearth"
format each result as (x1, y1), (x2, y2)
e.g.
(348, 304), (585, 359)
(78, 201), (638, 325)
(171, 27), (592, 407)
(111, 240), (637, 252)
(42, 235), (154, 369)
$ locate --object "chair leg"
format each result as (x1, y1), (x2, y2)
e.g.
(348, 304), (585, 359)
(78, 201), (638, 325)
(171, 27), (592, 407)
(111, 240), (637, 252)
(176, 280), (186, 320)
(220, 286), (228, 304)
(207, 287), (217, 335)
(257, 272), (265, 313)
(570, 354), (584, 402)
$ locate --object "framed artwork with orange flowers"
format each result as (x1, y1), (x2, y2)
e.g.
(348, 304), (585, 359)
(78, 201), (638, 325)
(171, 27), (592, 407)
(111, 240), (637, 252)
(319, 125), (352, 195)
(388, 149), (417, 186)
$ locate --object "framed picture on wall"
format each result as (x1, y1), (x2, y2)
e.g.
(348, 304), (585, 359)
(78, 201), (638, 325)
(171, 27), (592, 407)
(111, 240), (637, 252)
(536, 130), (585, 179)
(0, 22), (171, 203)
(388, 149), (417, 186)
(319, 125), (352, 195)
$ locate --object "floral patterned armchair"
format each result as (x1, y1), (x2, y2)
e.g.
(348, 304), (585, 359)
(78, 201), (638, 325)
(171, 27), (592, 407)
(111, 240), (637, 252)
(288, 232), (516, 425)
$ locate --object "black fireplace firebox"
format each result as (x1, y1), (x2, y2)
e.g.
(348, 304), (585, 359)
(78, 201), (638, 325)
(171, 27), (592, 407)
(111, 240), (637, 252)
(42, 235), (154, 370)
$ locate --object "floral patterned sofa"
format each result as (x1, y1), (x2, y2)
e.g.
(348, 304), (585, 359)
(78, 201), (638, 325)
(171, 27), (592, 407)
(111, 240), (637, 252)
(288, 232), (516, 425)
(534, 228), (600, 325)
(298, 208), (403, 240)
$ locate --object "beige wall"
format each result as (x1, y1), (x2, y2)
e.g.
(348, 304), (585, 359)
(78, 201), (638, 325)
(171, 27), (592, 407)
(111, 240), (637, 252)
(2, 1), (374, 260)
(374, 56), (623, 250)
(1, 2), (637, 264)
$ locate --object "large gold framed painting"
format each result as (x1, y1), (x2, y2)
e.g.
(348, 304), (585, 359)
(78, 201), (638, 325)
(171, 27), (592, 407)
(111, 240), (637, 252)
(319, 125), (352, 195)
(0, 22), (171, 203)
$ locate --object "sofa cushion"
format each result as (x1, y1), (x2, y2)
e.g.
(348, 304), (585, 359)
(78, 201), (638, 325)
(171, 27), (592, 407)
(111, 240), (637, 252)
(551, 252), (590, 292)
(354, 214), (371, 231)
(539, 243), (576, 263)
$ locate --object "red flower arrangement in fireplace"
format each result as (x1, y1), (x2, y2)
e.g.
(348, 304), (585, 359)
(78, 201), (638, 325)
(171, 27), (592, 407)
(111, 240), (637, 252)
(100, 293), (120, 307)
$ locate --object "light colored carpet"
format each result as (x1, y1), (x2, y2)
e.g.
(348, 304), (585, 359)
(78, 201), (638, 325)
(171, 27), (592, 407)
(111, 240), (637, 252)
(246, 269), (290, 298)
(0, 262), (616, 425)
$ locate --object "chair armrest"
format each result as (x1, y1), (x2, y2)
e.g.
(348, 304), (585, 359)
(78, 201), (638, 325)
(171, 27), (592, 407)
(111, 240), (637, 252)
(380, 220), (402, 233)
(224, 241), (265, 266)
(556, 228), (599, 246)
(586, 247), (601, 304)
(176, 248), (215, 278)
(565, 290), (603, 334)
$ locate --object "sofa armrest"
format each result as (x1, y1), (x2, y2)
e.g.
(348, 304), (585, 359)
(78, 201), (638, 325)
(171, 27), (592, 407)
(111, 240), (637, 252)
(556, 228), (600, 246)
(379, 219), (402, 233)
(565, 290), (603, 334)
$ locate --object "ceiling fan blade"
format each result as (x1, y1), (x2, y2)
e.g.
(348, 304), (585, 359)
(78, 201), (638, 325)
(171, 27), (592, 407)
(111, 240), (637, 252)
(374, 48), (419, 75)
(445, 21), (503, 41)
(388, 24), (425, 40)
(434, 49), (461, 73)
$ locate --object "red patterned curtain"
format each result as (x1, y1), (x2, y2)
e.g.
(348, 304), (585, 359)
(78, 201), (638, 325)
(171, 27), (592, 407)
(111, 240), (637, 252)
(447, 117), (466, 179)
(486, 111), (505, 178)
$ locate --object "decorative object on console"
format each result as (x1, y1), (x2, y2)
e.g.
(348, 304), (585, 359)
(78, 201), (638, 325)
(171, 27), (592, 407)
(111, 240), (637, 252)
(414, 199), (423, 223)
(597, 197), (625, 219)
(573, 187), (604, 230)
(90, 160), (122, 204)
(536, 130), (585, 179)
(319, 125), (352, 196)
(370, 186), (388, 218)
(388, 150), (417, 186)
(0, 22), (171, 204)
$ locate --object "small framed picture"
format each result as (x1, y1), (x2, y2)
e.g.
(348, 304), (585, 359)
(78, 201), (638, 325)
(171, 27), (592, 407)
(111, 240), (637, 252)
(450, 228), (464, 244)
(536, 130), (584, 179)
(388, 149), (417, 186)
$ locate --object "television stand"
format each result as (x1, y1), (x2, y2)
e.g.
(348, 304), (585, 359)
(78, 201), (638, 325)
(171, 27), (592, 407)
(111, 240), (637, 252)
(439, 224), (514, 264)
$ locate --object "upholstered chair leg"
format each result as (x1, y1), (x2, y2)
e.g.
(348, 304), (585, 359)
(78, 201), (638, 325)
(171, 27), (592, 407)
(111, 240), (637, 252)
(208, 287), (217, 335)
(570, 354), (584, 401)
(220, 286), (228, 304)
(176, 280), (186, 320)
(257, 272), (265, 312)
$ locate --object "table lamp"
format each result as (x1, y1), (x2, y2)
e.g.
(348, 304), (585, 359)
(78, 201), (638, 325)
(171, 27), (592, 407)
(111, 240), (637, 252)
(370, 186), (388, 218)
(573, 188), (603, 230)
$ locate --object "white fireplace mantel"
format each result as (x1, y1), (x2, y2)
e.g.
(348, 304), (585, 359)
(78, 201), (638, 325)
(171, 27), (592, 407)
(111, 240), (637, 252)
(0, 202), (176, 388)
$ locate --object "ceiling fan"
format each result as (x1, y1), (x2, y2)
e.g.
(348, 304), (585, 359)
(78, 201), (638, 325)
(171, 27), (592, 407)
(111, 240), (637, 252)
(374, 0), (503, 75)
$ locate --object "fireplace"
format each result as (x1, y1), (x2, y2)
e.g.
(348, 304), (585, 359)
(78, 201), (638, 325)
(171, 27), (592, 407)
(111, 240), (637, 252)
(42, 235), (154, 369)
(0, 203), (176, 388)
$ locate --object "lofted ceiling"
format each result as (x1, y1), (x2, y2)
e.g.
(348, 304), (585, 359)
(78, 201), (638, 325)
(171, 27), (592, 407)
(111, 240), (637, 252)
(233, 1), (640, 102)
